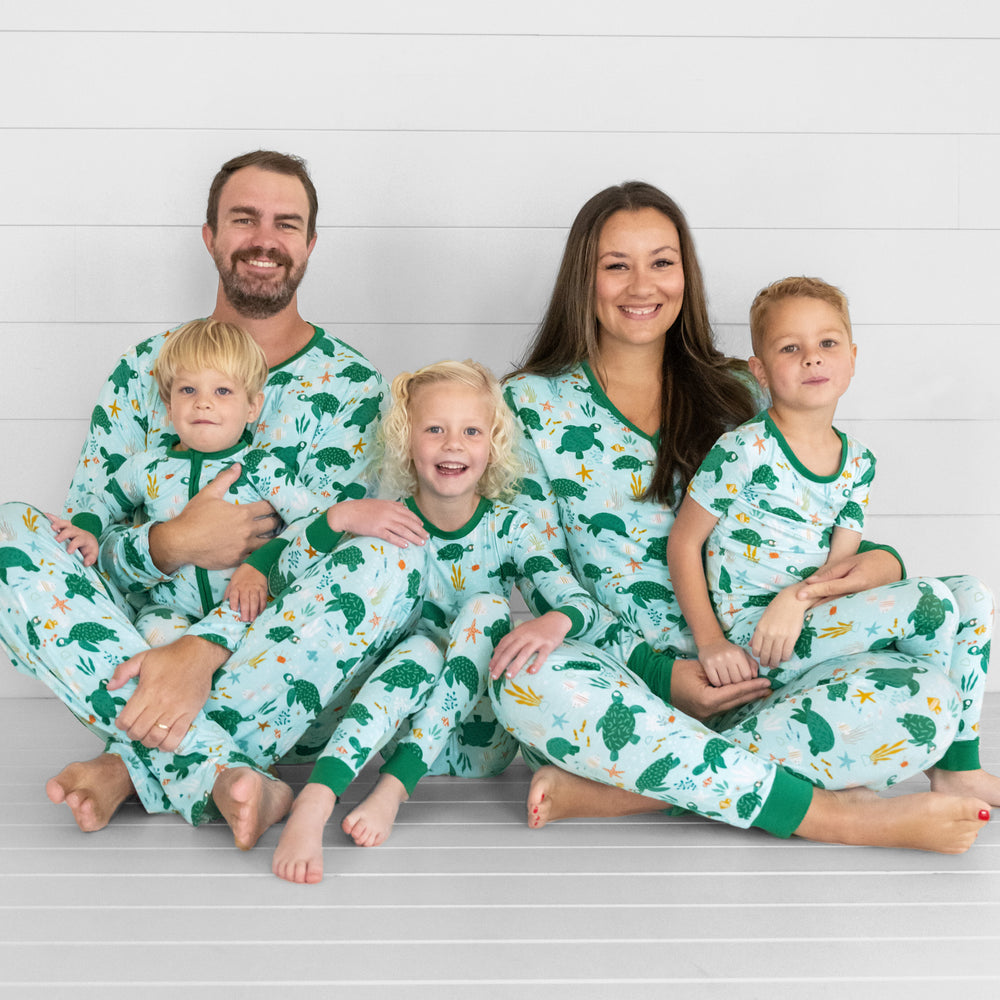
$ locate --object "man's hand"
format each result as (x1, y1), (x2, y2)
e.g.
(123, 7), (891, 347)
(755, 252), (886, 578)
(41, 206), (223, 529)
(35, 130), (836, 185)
(149, 464), (280, 574)
(108, 635), (230, 751)
(668, 658), (771, 722)
(796, 548), (901, 606)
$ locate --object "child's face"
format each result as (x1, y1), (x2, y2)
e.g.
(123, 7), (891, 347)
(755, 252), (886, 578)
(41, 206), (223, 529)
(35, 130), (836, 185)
(748, 297), (856, 413)
(408, 382), (493, 507)
(166, 367), (264, 453)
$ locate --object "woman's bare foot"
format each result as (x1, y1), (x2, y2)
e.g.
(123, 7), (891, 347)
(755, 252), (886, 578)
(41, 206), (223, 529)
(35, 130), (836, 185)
(928, 767), (1000, 807)
(213, 767), (293, 850)
(272, 783), (337, 884)
(45, 754), (134, 832)
(341, 773), (408, 847)
(526, 765), (663, 829)
(795, 787), (990, 854)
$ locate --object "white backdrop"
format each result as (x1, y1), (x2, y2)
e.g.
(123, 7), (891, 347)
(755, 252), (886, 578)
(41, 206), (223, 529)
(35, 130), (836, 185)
(2, 1), (998, 693)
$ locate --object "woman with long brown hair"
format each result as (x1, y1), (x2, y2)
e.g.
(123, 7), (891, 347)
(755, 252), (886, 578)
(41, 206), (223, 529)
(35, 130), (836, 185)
(491, 181), (993, 852)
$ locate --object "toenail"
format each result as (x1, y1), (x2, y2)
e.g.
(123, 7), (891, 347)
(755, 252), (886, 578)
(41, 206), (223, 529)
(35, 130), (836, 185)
(979, 809), (991, 821)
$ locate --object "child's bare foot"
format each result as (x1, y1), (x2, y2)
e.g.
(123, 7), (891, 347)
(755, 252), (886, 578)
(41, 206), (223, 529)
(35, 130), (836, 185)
(341, 773), (408, 847)
(796, 787), (990, 854)
(45, 754), (134, 832)
(526, 765), (664, 829)
(272, 783), (337, 884)
(928, 767), (1000, 807)
(213, 767), (293, 850)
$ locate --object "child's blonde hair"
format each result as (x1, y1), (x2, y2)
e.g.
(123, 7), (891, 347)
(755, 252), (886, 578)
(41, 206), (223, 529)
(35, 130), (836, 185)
(154, 319), (269, 402)
(378, 360), (522, 501)
(749, 276), (853, 356)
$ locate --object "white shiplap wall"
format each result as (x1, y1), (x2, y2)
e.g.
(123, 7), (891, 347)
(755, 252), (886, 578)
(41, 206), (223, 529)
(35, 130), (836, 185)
(2, 2), (998, 694)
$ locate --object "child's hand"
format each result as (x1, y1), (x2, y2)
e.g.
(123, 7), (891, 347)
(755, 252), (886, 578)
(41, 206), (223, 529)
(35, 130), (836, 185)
(46, 513), (99, 567)
(488, 611), (572, 680)
(326, 499), (428, 548)
(697, 638), (759, 687)
(750, 588), (811, 668)
(225, 564), (269, 622)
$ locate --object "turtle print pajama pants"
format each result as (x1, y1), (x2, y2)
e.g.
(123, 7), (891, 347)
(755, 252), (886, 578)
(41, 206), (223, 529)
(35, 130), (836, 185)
(725, 574), (992, 768)
(309, 594), (518, 797)
(0, 502), (429, 824)
(491, 607), (987, 837)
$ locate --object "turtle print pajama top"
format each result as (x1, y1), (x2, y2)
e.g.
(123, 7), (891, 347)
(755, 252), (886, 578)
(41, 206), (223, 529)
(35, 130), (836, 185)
(68, 432), (324, 648)
(0, 324), (450, 825)
(493, 365), (992, 838)
(302, 496), (612, 798)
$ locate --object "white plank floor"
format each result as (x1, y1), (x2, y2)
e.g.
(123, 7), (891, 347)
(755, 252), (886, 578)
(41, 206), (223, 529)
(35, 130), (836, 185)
(2, 696), (998, 997)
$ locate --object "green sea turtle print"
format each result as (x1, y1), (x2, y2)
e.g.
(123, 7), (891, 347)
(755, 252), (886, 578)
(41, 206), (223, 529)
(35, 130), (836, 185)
(340, 362), (377, 383)
(265, 625), (298, 644)
(519, 477), (546, 501)
(906, 581), (954, 640)
(692, 738), (731, 775)
(641, 535), (668, 566)
(284, 673), (322, 715)
(377, 659), (436, 698)
(345, 392), (384, 432)
(444, 655), (479, 698)
(556, 423), (604, 459)
(331, 546), (365, 572)
(546, 737), (580, 762)
(790, 697), (835, 755)
(90, 405), (113, 436)
(299, 391), (341, 419)
(635, 753), (681, 793)
(457, 714), (498, 748)
(55, 622), (120, 651)
(897, 713), (936, 750)
(595, 690), (645, 761)
(343, 702), (374, 726)
(436, 543), (474, 563)
(758, 499), (806, 522)
(549, 478), (588, 500)
(749, 465), (779, 490)
(325, 584), (366, 634)
(578, 513), (630, 539)
(313, 446), (353, 471)
(615, 580), (673, 609)
(865, 666), (926, 697)
(164, 752), (209, 780)
(699, 444), (739, 483)
(517, 406), (543, 431)
(85, 679), (126, 725)
(0, 547), (39, 585)
(65, 574), (100, 604)
(206, 706), (255, 735)
(611, 455), (644, 472)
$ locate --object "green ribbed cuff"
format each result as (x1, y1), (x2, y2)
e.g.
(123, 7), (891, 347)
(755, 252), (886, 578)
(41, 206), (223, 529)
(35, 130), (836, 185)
(933, 738), (981, 772)
(625, 641), (675, 702)
(308, 756), (355, 797)
(561, 606), (585, 638)
(752, 767), (815, 839)
(71, 512), (103, 537)
(379, 745), (430, 796)
(305, 512), (344, 554)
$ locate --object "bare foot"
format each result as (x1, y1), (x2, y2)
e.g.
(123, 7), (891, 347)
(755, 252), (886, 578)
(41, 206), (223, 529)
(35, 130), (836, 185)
(45, 754), (134, 832)
(526, 765), (663, 829)
(272, 783), (337, 884)
(796, 787), (990, 854)
(341, 773), (408, 847)
(928, 767), (1000, 807)
(213, 767), (293, 851)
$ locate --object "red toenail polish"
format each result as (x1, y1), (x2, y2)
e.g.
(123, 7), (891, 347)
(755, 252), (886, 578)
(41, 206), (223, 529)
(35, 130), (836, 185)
(979, 809), (990, 821)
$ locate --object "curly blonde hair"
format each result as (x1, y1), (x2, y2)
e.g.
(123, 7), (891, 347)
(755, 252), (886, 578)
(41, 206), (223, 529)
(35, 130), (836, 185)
(377, 360), (522, 501)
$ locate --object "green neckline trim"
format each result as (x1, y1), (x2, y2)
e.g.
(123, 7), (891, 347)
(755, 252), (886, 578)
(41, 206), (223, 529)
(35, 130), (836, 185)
(167, 429), (253, 462)
(404, 495), (491, 538)
(270, 324), (324, 372)
(762, 410), (847, 484)
(581, 362), (659, 446)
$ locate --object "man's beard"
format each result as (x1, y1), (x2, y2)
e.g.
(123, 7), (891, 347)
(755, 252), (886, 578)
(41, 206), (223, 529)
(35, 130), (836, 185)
(216, 247), (307, 320)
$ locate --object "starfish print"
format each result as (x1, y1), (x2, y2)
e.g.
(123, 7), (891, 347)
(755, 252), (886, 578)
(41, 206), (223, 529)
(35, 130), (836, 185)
(604, 764), (624, 780)
(108, 400), (121, 418)
(543, 522), (558, 540)
(51, 596), (69, 614)
(352, 438), (366, 455)
(838, 752), (854, 770)
(305, 545), (318, 559)
(753, 434), (765, 453)
(576, 463), (593, 483)
(541, 401), (553, 412)
(463, 618), (482, 643)
(853, 689), (875, 704)
(369, 612), (381, 629)
(321, 371), (333, 383)
(551, 712), (568, 730)
(626, 557), (642, 573)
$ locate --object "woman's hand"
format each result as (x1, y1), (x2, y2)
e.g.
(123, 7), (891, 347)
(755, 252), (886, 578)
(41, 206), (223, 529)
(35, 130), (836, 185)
(326, 499), (428, 548)
(489, 611), (572, 680)
(796, 548), (901, 606)
(669, 658), (771, 722)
